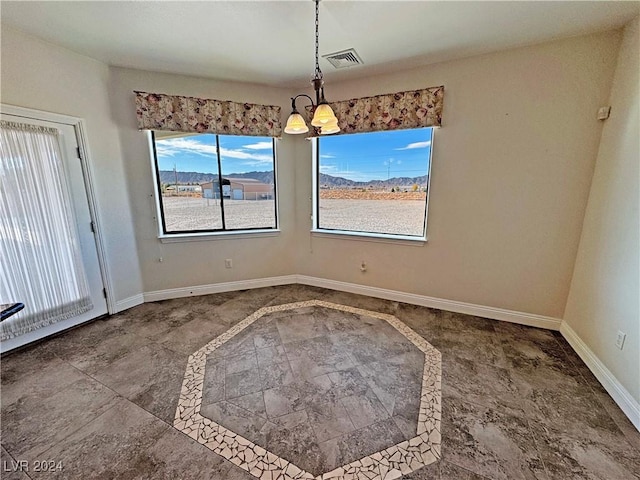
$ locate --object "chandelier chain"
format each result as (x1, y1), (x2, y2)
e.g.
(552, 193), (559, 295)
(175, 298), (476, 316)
(314, 0), (322, 80)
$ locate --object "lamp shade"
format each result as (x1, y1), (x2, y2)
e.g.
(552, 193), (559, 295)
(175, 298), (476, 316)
(320, 118), (340, 135)
(311, 103), (337, 127)
(284, 112), (309, 134)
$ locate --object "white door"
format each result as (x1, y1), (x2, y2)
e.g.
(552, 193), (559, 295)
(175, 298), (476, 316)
(1, 113), (107, 351)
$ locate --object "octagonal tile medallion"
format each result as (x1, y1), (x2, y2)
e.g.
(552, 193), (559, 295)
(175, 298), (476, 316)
(174, 300), (441, 480)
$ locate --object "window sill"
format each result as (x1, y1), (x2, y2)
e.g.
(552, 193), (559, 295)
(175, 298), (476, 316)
(311, 229), (427, 246)
(159, 229), (280, 243)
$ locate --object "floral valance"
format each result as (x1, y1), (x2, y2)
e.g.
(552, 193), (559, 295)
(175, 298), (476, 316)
(306, 85), (444, 135)
(134, 91), (282, 137)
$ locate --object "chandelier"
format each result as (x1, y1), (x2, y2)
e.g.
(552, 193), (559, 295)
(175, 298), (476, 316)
(284, 0), (340, 135)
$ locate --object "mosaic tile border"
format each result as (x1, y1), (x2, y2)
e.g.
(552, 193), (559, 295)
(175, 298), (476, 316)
(174, 300), (442, 480)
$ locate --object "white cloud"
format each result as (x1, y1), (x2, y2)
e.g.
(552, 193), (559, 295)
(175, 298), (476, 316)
(242, 141), (272, 150)
(320, 154), (336, 159)
(396, 141), (431, 150)
(319, 164), (340, 173)
(156, 137), (273, 164)
(220, 148), (273, 163)
(156, 138), (216, 157)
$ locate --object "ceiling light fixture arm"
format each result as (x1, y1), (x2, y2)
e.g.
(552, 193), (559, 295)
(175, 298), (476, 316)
(290, 94), (315, 115)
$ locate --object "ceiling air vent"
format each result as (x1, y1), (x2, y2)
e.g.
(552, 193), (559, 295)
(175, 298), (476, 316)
(323, 48), (363, 69)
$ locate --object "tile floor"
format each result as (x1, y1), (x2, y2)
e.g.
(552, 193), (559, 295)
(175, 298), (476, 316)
(1, 284), (639, 479)
(174, 300), (441, 479)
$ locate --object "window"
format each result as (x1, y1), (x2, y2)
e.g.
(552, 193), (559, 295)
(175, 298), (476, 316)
(315, 128), (433, 239)
(151, 132), (277, 235)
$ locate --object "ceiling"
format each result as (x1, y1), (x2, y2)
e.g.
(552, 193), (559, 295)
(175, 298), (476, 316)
(2, 1), (638, 88)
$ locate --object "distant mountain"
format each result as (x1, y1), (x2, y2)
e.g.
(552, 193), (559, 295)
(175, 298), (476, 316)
(318, 173), (429, 189)
(159, 170), (274, 185)
(160, 170), (427, 188)
(159, 171), (214, 184)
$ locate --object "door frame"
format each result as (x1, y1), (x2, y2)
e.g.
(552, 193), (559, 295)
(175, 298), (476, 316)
(1, 103), (116, 314)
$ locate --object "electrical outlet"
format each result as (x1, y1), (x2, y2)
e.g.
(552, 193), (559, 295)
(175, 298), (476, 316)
(615, 331), (626, 350)
(225, 259), (233, 269)
(597, 106), (611, 120)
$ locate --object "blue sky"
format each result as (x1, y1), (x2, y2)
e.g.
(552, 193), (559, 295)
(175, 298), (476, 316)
(319, 128), (433, 182)
(155, 128), (432, 181)
(155, 134), (274, 175)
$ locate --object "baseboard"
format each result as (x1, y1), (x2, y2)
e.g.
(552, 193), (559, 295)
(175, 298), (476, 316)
(143, 275), (299, 303)
(296, 275), (562, 331)
(142, 274), (561, 329)
(560, 321), (640, 431)
(114, 294), (144, 313)
(142, 274), (561, 330)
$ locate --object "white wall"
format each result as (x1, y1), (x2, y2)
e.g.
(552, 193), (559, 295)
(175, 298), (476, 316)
(564, 18), (639, 407)
(294, 30), (622, 320)
(107, 67), (299, 294)
(0, 26), (143, 307)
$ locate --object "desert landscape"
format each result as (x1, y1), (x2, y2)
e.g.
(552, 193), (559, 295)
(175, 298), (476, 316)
(162, 190), (427, 236)
(319, 190), (427, 201)
(318, 190), (427, 236)
(161, 197), (275, 231)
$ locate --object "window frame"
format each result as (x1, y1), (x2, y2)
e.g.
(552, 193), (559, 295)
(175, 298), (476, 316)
(312, 128), (433, 243)
(148, 131), (280, 241)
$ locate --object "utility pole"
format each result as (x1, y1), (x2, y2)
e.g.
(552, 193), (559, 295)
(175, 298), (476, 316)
(174, 164), (178, 196)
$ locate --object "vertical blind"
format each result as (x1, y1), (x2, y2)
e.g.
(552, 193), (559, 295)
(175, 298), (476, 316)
(0, 121), (92, 340)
